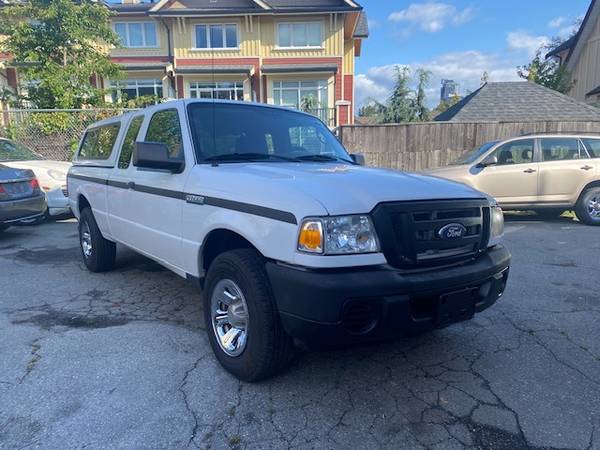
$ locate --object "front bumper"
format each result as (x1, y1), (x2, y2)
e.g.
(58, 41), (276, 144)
(267, 245), (511, 349)
(0, 194), (47, 224)
(46, 187), (71, 217)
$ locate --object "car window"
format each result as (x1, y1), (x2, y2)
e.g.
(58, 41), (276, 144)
(118, 116), (144, 169)
(581, 138), (600, 158)
(145, 109), (183, 159)
(79, 124), (121, 161)
(540, 138), (587, 162)
(0, 140), (43, 162)
(490, 139), (534, 166)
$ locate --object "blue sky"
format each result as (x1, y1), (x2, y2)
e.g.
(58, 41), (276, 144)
(356, 0), (591, 107)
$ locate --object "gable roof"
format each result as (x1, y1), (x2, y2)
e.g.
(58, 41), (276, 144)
(434, 81), (600, 122)
(353, 11), (369, 37)
(545, 0), (598, 67)
(148, 0), (361, 15)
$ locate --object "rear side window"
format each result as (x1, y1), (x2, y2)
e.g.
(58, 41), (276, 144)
(118, 116), (144, 169)
(582, 138), (600, 158)
(145, 109), (183, 159)
(491, 139), (534, 166)
(79, 124), (121, 160)
(540, 138), (587, 161)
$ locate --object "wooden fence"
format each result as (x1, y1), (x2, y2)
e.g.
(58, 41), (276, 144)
(339, 121), (600, 171)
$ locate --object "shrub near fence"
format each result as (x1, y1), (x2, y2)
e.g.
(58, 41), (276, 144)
(339, 121), (600, 172)
(0, 109), (137, 161)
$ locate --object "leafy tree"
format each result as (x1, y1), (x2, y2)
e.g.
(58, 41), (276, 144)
(414, 68), (431, 122)
(358, 98), (387, 123)
(431, 93), (462, 118)
(383, 66), (416, 123)
(517, 48), (574, 94)
(0, 0), (121, 109)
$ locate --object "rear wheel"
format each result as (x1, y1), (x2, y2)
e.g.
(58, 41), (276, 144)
(78, 207), (116, 272)
(575, 187), (600, 226)
(203, 248), (295, 381)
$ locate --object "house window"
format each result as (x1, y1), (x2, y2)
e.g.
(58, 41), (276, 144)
(111, 79), (163, 102)
(277, 22), (322, 48)
(194, 24), (238, 49)
(114, 22), (158, 48)
(273, 80), (328, 109)
(189, 81), (244, 101)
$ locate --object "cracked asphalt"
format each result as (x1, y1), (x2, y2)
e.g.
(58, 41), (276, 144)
(0, 215), (599, 450)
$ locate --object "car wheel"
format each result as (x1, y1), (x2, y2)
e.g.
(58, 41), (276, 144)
(203, 248), (295, 382)
(78, 207), (116, 272)
(575, 187), (600, 226)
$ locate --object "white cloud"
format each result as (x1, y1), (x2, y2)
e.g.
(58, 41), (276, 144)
(388, 2), (473, 33)
(355, 51), (522, 108)
(506, 31), (550, 57)
(548, 16), (567, 29)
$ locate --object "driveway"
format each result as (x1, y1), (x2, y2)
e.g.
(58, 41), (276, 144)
(0, 216), (599, 450)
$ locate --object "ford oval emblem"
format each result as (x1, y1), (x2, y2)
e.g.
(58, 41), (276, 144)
(438, 223), (467, 240)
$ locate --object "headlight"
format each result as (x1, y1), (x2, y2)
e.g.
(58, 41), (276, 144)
(47, 169), (66, 181)
(489, 205), (504, 246)
(298, 215), (380, 255)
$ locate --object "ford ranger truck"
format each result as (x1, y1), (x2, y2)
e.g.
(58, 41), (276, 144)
(67, 100), (511, 381)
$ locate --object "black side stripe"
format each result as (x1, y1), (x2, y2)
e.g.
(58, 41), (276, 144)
(67, 173), (297, 225)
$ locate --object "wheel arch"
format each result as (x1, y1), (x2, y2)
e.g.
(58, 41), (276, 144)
(200, 228), (263, 279)
(77, 194), (91, 215)
(576, 180), (600, 205)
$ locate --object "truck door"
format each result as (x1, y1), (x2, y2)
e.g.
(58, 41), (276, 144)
(112, 105), (191, 271)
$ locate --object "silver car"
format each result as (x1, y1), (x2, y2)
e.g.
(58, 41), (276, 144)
(425, 134), (600, 225)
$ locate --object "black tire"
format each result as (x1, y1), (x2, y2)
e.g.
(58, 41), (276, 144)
(575, 187), (600, 226)
(203, 248), (295, 382)
(78, 207), (116, 272)
(533, 208), (565, 219)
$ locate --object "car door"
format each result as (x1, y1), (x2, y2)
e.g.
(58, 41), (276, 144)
(471, 138), (539, 206)
(107, 114), (144, 240)
(117, 105), (192, 271)
(537, 137), (597, 205)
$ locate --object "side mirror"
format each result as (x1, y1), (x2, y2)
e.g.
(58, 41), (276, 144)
(477, 155), (498, 168)
(133, 142), (184, 173)
(351, 153), (366, 166)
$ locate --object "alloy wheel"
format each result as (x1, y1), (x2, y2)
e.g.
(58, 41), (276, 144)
(210, 279), (249, 357)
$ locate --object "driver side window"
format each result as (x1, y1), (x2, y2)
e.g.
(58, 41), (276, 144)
(490, 139), (534, 166)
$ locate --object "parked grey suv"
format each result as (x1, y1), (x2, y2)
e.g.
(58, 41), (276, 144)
(0, 164), (47, 231)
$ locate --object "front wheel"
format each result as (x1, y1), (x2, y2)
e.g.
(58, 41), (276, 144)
(575, 187), (600, 226)
(203, 248), (295, 382)
(78, 207), (116, 272)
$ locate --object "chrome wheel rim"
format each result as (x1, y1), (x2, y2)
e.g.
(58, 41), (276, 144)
(210, 279), (249, 357)
(588, 195), (600, 218)
(80, 221), (93, 258)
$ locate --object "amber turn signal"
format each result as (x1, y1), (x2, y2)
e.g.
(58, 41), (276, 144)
(298, 220), (323, 253)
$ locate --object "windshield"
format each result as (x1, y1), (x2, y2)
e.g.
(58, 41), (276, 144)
(450, 141), (499, 165)
(0, 139), (43, 162)
(187, 103), (353, 164)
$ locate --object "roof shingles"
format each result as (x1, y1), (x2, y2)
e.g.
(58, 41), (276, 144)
(434, 81), (600, 122)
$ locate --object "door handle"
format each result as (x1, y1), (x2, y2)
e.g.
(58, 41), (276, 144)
(127, 181), (135, 190)
(581, 165), (593, 171)
(523, 168), (537, 174)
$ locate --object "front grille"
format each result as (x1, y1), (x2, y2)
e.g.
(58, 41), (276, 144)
(61, 187), (68, 197)
(371, 199), (491, 269)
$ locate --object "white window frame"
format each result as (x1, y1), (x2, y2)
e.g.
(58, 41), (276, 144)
(114, 21), (159, 48)
(192, 23), (240, 50)
(276, 22), (324, 49)
(272, 80), (329, 109)
(110, 79), (164, 102)
(189, 81), (245, 101)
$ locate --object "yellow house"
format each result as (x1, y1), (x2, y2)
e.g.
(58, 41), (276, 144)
(105, 0), (369, 126)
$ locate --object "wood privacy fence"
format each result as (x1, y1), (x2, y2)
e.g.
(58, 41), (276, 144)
(339, 121), (600, 171)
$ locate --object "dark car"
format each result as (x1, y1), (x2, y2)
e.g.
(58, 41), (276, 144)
(0, 164), (47, 231)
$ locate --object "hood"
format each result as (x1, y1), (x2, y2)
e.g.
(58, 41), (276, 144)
(194, 162), (488, 217)
(2, 160), (71, 188)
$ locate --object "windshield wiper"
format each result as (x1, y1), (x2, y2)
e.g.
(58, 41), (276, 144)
(295, 154), (354, 164)
(204, 153), (299, 163)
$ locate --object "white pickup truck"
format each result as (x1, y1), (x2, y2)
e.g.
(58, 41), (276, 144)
(68, 100), (510, 381)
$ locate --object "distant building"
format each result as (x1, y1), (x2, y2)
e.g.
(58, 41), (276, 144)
(440, 79), (459, 103)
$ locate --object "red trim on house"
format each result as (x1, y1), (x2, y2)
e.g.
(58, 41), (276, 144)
(344, 74), (354, 124)
(338, 105), (349, 126)
(6, 68), (18, 90)
(176, 75), (184, 98)
(111, 56), (170, 63)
